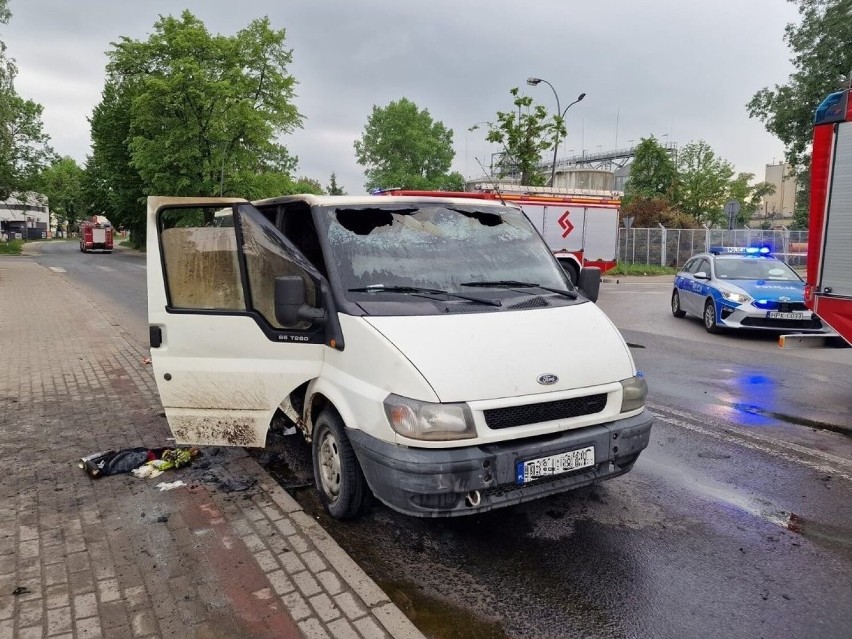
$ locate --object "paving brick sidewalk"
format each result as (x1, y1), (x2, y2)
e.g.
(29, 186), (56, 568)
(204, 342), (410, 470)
(0, 258), (425, 639)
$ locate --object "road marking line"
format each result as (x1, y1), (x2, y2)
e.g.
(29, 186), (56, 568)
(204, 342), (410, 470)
(94, 266), (115, 272)
(653, 402), (852, 467)
(649, 406), (852, 482)
(48, 266), (66, 273)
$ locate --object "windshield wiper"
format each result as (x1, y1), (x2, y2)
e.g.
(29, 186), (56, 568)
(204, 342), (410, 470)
(348, 285), (501, 306)
(460, 280), (578, 299)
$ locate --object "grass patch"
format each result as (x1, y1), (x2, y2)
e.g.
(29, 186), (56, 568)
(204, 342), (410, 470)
(607, 263), (678, 276)
(0, 240), (23, 255)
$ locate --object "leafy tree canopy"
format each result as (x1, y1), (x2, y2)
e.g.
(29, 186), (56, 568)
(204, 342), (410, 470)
(623, 136), (678, 205)
(747, 0), (852, 171)
(35, 157), (85, 230)
(747, 0), (851, 230)
(354, 97), (464, 192)
(620, 196), (700, 229)
(0, 0), (54, 199)
(87, 11), (303, 243)
(484, 88), (560, 186)
(727, 172), (776, 225)
(623, 139), (779, 228)
(85, 80), (147, 238)
(327, 172), (346, 195)
(674, 141), (735, 225)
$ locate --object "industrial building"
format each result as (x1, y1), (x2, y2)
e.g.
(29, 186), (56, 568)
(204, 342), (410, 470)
(0, 193), (50, 240)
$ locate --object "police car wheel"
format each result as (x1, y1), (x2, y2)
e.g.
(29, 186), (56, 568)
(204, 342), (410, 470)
(703, 299), (721, 333)
(671, 290), (686, 318)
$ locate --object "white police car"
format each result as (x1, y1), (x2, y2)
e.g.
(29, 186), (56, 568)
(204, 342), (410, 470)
(671, 247), (824, 333)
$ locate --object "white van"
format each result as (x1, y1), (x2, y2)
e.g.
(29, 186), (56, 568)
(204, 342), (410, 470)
(147, 195), (652, 519)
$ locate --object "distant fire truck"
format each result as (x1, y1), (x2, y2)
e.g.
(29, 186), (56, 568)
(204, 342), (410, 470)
(805, 85), (852, 344)
(380, 185), (621, 284)
(79, 220), (113, 253)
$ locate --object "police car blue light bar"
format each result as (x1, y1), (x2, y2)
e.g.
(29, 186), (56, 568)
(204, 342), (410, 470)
(709, 246), (772, 255)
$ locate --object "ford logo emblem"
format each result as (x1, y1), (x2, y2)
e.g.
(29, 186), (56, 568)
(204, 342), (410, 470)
(537, 374), (559, 385)
(778, 296), (791, 302)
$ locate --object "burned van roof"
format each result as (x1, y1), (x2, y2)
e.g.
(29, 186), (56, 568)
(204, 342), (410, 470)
(251, 193), (519, 210)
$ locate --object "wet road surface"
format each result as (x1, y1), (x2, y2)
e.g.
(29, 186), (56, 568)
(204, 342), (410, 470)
(33, 245), (852, 638)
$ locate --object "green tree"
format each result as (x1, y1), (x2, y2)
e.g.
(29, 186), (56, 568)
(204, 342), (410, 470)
(0, 1), (54, 198)
(88, 11), (303, 243)
(354, 98), (463, 191)
(747, 0), (852, 171)
(85, 80), (147, 241)
(483, 88), (559, 186)
(620, 196), (699, 230)
(623, 136), (678, 204)
(327, 172), (345, 195)
(791, 180), (810, 229)
(675, 141), (735, 225)
(36, 157), (86, 232)
(727, 172), (776, 225)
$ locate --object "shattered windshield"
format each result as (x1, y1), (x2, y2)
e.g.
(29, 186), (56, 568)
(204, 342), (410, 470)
(316, 204), (570, 297)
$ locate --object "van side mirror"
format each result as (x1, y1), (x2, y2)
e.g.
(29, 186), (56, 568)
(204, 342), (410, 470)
(577, 267), (601, 302)
(274, 276), (327, 326)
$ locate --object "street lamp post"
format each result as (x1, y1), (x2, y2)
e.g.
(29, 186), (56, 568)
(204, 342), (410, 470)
(527, 77), (585, 187)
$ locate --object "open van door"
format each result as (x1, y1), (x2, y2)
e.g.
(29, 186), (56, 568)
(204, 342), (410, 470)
(146, 197), (332, 448)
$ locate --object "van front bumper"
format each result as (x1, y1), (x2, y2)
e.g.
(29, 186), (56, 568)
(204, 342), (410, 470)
(347, 410), (652, 518)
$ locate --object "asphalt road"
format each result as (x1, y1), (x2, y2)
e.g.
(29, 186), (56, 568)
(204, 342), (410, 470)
(31, 243), (852, 639)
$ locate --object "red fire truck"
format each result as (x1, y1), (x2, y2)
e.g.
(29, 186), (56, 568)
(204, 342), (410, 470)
(805, 86), (852, 344)
(380, 185), (621, 284)
(79, 220), (114, 253)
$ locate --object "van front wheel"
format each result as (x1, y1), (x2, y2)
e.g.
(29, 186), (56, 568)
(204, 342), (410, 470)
(311, 409), (369, 520)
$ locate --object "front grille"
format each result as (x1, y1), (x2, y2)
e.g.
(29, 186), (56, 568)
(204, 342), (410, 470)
(741, 316), (822, 329)
(483, 394), (607, 430)
(755, 301), (807, 312)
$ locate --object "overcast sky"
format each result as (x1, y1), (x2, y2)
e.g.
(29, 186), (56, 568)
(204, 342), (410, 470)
(5, 0), (801, 195)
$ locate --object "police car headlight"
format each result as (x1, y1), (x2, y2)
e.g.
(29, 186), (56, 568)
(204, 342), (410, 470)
(383, 394), (476, 441)
(721, 291), (751, 304)
(620, 375), (647, 413)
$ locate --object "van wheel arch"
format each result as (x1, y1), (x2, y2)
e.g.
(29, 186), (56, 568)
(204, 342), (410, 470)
(557, 257), (580, 285)
(306, 392), (331, 439)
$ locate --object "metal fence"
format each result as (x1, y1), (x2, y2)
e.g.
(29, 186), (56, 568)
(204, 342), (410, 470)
(616, 228), (809, 268)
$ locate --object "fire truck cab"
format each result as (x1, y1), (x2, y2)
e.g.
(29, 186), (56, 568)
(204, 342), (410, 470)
(806, 86), (852, 344)
(79, 220), (114, 254)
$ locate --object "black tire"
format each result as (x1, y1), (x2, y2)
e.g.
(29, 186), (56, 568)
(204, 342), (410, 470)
(311, 409), (369, 520)
(703, 299), (721, 334)
(558, 259), (579, 286)
(671, 290), (686, 318)
(565, 264), (579, 286)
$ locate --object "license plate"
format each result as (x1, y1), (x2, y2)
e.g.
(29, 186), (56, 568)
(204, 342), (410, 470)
(516, 446), (595, 484)
(768, 311), (804, 320)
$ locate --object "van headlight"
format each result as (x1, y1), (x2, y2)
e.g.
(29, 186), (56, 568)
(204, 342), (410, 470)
(383, 394), (476, 441)
(620, 375), (647, 413)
